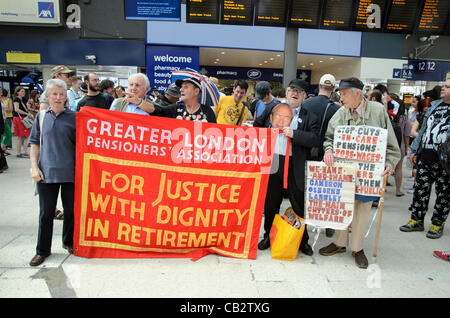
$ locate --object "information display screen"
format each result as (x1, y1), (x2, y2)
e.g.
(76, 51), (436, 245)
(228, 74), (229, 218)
(352, 0), (387, 31)
(320, 0), (354, 30)
(220, 0), (253, 25)
(416, 0), (450, 34)
(288, 0), (322, 28)
(124, 0), (181, 21)
(385, 0), (421, 33)
(186, 0), (220, 24)
(254, 0), (287, 27)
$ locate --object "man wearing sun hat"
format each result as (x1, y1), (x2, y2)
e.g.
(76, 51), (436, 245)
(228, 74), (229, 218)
(318, 77), (400, 269)
(150, 77), (216, 123)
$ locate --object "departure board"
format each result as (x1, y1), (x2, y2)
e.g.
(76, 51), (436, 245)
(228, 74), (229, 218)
(320, 0), (354, 30)
(186, 0), (220, 24)
(416, 0), (450, 34)
(220, 0), (253, 25)
(288, 0), (321, 28)
(385, 0), (421, 33)
(353, 0), (387, 31)
(254, 0), (287, 27)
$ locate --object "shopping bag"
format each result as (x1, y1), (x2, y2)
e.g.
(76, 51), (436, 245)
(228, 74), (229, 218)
(269, 210), (305, 261)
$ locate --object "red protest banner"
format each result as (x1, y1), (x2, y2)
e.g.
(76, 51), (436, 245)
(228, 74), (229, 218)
(73, 107), (277, 260)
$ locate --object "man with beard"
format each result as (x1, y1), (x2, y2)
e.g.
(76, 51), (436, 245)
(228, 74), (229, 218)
(77, 72), (110, 111)
(254, 79), (320, 256)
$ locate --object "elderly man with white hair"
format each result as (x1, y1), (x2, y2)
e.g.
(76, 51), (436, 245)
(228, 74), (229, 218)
(29, 78), (77, 266)
(110, 73), (155, 114)
(319, 77), (401, 269)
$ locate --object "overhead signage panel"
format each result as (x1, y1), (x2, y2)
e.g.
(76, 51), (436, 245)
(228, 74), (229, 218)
(416, 0), (450, 35)
(352, 0), (388, 32)
(124, 0), (181, 21)
(288, 0), (322, 28)
(254, 0), (288, 27)
(220, 0), (253, 25)
(320, 0), (354, 30)
(186, 0), (220, 24)
(384, 0), (422, 33)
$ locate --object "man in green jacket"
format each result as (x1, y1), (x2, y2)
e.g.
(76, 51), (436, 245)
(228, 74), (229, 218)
(318, 77), (401, 269)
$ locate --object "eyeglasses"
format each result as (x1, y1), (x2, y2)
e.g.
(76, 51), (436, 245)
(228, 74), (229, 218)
(287, 88), (303, 94)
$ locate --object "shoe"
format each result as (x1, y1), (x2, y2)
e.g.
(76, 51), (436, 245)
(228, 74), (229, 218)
(325, 228), (335, 237)
(399, 219), (424, 232)
(352, 250), (368, 269)
(300, 243), (313, 256)
(433, 250), (450, 262)
(29, 254), (46, 266)
(319, 243), (346, 256)
(21, 153), (30, 158)
(258, 236), (270, 250)
(54, 209), (64, 220)
(426, 222), (444, 239)
(63, 245), (74, 254)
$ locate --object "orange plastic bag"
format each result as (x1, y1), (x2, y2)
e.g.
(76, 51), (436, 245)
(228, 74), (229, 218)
(269, 211), (305, 261)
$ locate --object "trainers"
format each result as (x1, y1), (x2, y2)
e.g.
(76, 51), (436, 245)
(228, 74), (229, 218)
(433, 250), (450, 262)
(426, 223), (444, 239)
(399, 219), (424, 232)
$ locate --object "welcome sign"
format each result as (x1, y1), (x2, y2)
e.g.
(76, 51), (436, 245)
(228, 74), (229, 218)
(73, 107), (277, 260)
(146, 45), (199, 92)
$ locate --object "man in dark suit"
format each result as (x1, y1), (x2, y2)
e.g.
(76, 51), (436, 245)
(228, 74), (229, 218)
(255, 79), (320, 256)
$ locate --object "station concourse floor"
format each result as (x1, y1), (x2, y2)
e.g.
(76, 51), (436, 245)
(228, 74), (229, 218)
(0, 138), (448, 300)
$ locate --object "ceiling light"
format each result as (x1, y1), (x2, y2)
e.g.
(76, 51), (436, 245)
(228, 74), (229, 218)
(259, 63), (263, 66)
(319, 60), (323, 63)
(277, 54), (281, 57)
(302, 65), (306, 68)
(215, 58), (220, 61)
(270, 58), (274, 60)
(310, 63), (314, 66)
(264, 61), (268, 63)
(220, 52), (225, 54)
(329, 57), (334, 60)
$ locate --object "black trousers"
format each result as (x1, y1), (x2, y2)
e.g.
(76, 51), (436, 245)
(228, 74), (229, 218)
(36, 182), (74, 257)
(262, 155), (309, 246)
(410, 160), (449, 225)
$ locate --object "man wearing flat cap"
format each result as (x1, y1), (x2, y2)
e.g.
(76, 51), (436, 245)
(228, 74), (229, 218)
(319, 77), (400, 269)
(254, 79), (320, 256)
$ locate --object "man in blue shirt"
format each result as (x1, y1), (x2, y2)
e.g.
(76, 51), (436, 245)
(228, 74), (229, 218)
(254, 81), (278, 119)
(29, 79), (76, 266)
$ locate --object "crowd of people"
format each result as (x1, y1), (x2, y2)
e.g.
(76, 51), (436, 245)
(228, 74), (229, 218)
(0, 65), (448, 266)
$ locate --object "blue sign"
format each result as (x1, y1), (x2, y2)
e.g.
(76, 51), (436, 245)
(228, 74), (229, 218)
(402, 63), (414, 80)
(199, 66), (311, 84)
(146, 45), (199, 92)
(38, 2), (55, 19)
(125, 0), (180, 21)
(393, 68), (402, 79)
(407, 60), (450, 82)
